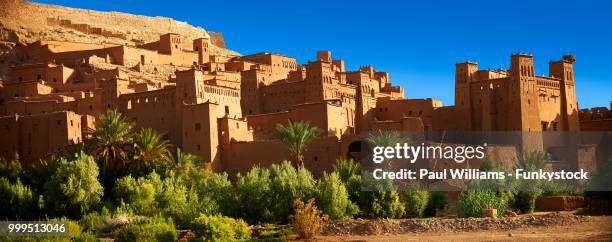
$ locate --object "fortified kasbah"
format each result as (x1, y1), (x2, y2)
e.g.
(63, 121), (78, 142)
(0, 0), (610, 176)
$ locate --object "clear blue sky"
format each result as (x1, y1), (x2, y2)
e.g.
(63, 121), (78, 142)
(33, 0), (612, 108)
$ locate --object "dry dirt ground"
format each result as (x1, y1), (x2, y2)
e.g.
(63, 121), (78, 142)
(314, 212), (612, 241)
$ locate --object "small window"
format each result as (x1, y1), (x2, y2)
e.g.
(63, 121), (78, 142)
(70, 120), (73, 127)
(552, 122), (558, 131)
(314, 156), (318, 162)
(89, 105), (93, 111)
(37, 74), (42, 79)
(57, 120), (61, 125)
(418, 110), (423, 115)
(197, 145), (201, 151)
(4, 124), (8, 130)
(195, 123), (201, 131)
(541, 121), (548, 131)
(18, 77), (23, 82)
(53, 78), (57, 82)
(409, 111), (413, 115)
(236, 123), (239, 128)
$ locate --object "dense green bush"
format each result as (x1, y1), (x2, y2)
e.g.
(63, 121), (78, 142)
(113, 172), (201, 228)
(316, 172), (358, 219)
(235, 161), (315, 224)
(458, 191), (507, 217)
(190, 214), (251, 241)
(357, 174), (405, 218)
(268, 161), (316, 221)
(195, 172), (236, 216)
(44, 152), (104, 218)
(114, 216), (178, 242)
(333, 159), (361, 203)
(235, 166), (273, 224)
(424, 191), (447, 217)
(79, 207), (112, 232)
(0, 157), (22, 181)
(514, 190), (541, 214)
(0, 178), (39, 220)
(401, 187), (429, 218)
(114, 175), (157, 214)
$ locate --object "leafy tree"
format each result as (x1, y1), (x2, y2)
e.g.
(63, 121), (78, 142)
(113, 175), (157, 214)
(22, 157), (60, 190)
(513, 151), (549, 213)
(130, 128), (172, 175)
(268, 161), (316, 222)
(316, 172), (358, 219)
(333, 158), (362, 203)
(87, 110), (134, 170)
(358, 174), (405, 218)
(235, 166), (273, 224)
(334, 158), (360, 183)
(0, 178), (39, 220)
(0, 155), (22, 181)
(44, 152), (104, 218)
(235, 162), (316, 224)
(276, 120), (322, 167)
(195, 173), (236, 216)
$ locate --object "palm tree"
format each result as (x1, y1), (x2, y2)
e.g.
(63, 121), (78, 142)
(365, 130), (409, 170)
(276, 120), (323, 167)
(131, 128), (172, 173)
(170, 148), (211, 185)
(365, 130), (408, 147)
(515, 150), (549, 171)
(86, 110), (134, 170)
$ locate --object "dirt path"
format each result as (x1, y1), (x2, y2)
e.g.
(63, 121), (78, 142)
(316, 214), (612, 241)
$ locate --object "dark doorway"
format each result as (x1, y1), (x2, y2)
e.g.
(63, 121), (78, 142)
(347, 141), (362, 162)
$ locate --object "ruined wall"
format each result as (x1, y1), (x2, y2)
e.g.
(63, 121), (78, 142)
(221, 136), (341, 177)
(208, 32), (226, 49)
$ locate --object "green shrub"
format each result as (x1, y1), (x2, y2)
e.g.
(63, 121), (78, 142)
(113, 171), (201, 228)
(333, 159), (361, 203)
(458, 191), (507, 217)
(235, 161), (315, 224)
(0, 156), (22, 181)
(114, 216), (177, 242)
(73, 230), (98, 242)
(195, 172), (236, 216)
(268, 161), (316, 222)
(315, 172), (358, 219)
(424, 191), (447, 217)
(401, 187), (429, 218)
(358, 174), (405, 218)
(114, 175), (157, 214)
(235, 166), (273, 224)
(44, 152), (104, 218)
(514, 191), (541, 214)
(0, 178), (39, 220)
(79, 207), (111, 232)
(190, 214), (251, 241)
